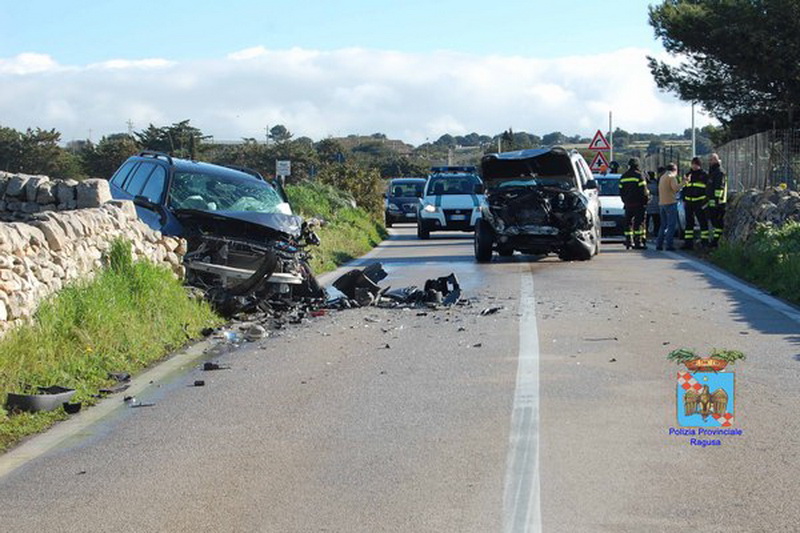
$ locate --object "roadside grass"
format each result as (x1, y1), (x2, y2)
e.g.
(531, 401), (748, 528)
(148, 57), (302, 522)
(710, 221), (800, 306)
(0, 240), (222, 452)
(287, 181), (387, 274)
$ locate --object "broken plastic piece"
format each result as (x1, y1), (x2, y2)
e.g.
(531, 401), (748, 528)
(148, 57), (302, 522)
(202, 362), (230, 371)
(332, 263), (387, 300)
(193, 380), (206, 387)
(480, 306), (504, 316)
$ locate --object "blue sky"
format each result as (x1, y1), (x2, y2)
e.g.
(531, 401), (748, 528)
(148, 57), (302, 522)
(0, 1), (706, 144)
(2, 1), (659, 62)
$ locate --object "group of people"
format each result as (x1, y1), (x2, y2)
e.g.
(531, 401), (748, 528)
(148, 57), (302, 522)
(618, 154), (728, 251)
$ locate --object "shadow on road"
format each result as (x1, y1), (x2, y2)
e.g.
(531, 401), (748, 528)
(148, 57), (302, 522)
(670, 256), (800, 360)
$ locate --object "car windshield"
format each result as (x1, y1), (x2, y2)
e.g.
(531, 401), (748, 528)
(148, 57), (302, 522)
(389, 181), (424, 197)
(426, 175), (481, 195)
(168, 171), (286, 213)
(595, 176), (621, 196)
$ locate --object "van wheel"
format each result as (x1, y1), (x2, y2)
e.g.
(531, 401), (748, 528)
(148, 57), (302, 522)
(474, 220), (493, 262)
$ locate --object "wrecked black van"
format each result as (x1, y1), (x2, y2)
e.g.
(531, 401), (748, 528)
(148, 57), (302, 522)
(109, 151), (322, 302)
(475, 147), (601, 262)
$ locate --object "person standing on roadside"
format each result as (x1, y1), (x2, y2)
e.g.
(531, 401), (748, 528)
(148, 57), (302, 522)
(681, 156), (711, 249)
(706, 153), (728, 247)
(646, 168), (662, 240)
(619, 158), (650, 249)
(655, 163), (682, 251)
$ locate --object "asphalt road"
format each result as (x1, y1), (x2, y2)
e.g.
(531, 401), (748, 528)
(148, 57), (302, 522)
(1, 224), (798, 532)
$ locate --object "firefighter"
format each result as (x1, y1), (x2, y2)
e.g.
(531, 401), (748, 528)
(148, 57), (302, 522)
(681, 156), (711, 250)
(619, 158), (650, 249)
(706, 153), (728, 246)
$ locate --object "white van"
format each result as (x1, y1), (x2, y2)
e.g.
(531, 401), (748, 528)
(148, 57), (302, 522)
(417, 167), (486, 239)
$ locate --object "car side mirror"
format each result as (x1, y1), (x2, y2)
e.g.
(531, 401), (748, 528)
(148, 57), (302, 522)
(585, 179), (598, 190)
(133, 195), (167, 225)
(474, 183), (485, 194)
(133, 195), (157, 210)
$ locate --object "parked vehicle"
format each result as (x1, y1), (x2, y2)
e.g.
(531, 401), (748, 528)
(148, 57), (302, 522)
(417, 166), (485, 239)
(108, 151), (322, 299)
(475, 147), (601, 261)
(594, 172), (686, 240)
(384, 177), (425, 227)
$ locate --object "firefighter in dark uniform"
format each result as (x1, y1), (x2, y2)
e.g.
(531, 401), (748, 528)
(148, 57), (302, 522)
(681, 156), (711, 249)
(619, 158), (650, 249)
(706, 153), (728, 246)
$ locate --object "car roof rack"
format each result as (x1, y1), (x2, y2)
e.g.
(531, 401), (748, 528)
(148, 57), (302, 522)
(137, 150), (174, 165)
(219, 164), (266, 181)
(430, 165), (477, 174)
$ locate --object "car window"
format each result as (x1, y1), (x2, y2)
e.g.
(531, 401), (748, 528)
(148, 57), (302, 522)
(389, 182), (423, 197)
(110, 160), (137, 187)
(140, 165), (167, 203)
(426, 176), (480, 195)
(169, 171), (285, 213)
(596, 176), (621, 196)
(123, 162), (156, 196)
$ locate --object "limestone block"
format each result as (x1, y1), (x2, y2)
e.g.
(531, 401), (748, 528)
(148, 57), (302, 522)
(25, 176), (49, 202)
(36, 182), (57, 204)
(5, 175), (30, 198)
(76, 179), (112, 208)
(29, 219), (67, 251)
(56, 180), (78, 204)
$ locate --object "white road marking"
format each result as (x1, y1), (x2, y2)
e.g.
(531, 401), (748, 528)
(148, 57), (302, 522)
(665, 251), (800, 324)
(503, 270), (542, 533)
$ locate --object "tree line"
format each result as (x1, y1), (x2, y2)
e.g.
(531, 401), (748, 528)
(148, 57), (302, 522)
(0, 119), (716, 183)
(649, 0), (800, 141)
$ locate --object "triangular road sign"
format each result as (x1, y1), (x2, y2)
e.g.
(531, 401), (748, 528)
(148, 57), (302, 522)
(589, 129), (611, 151)
(589, 151), (610, 173)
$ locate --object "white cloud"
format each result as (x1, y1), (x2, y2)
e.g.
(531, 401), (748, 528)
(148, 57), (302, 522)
(0, 47), (711, 145)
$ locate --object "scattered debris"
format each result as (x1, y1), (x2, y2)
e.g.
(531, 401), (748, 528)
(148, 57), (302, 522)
(244, 324), (268, 342)
(63, 402), (82, 414)
(5, 386), (76, 413)
(609, 358), (617, 363)
(193, 380), (205, 387)
(383, 343), (391, 349)
(328, 264), (463, 310)
(202, 362), (230, 371)
(108, 372), (131, 383)
(457, 326), (466, 332)
(124, 396), (155, 408)
(473, 343), (483, 348)
(480, 306), (504, 316)
(584, 337), (619, 342)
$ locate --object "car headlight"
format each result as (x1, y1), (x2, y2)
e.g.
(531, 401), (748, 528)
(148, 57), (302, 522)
(423, 204), (439, 213)
(387, 203), (400, 211)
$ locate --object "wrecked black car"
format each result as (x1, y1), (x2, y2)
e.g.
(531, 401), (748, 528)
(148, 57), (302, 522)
(474, 147), (602, 262)
(109, 151), (322, 306)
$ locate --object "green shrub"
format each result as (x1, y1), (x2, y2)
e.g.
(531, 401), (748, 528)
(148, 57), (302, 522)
(711, 221), (800, 305)
(0, 239), (221, 451)
(286, 181), (387, 274)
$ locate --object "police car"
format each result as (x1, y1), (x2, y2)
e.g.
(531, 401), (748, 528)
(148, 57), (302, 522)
(416, 166), (485, 239)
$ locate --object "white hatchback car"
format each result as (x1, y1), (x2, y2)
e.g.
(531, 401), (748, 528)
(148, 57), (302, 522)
(417, 167), (485, 239)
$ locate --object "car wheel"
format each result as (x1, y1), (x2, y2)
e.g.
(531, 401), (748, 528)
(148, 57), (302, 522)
(474, 220), (493, 262)
(417, 222), (430, 240)
(593, 224), (602, 255)
(385, 217), (393, 228)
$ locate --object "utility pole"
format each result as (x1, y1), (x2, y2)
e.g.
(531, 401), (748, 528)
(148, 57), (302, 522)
(691, 102), (696, 158)
(609, 110), (614, 164)
(497, 137), (502, 153)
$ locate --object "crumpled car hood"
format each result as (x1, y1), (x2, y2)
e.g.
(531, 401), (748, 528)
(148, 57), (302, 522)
(174, 209), (304, 238)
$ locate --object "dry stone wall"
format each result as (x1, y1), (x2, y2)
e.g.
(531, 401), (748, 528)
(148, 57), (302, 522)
(724, 186), (800, 243)
(0, 172), (185, 334)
